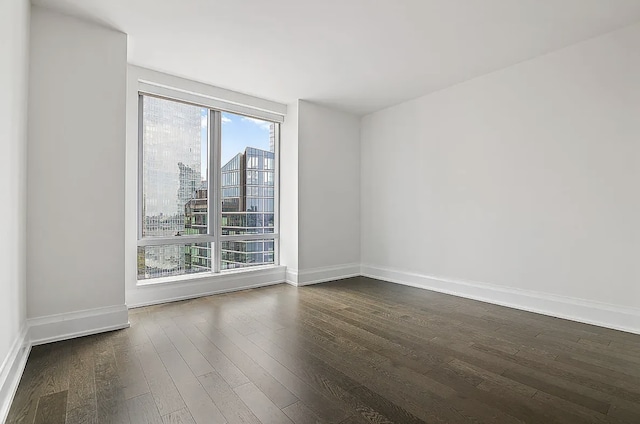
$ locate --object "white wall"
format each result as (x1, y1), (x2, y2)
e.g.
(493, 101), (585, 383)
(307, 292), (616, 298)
(280, 102), (299, 275)
(27, 7), (128, 329)
(361, 24), (640, 328)
(297, 101), (361, 282)
(0, 0), (29, 414)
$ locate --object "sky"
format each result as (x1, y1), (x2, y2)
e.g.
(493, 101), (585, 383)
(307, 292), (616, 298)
(199, 110), (273, 176)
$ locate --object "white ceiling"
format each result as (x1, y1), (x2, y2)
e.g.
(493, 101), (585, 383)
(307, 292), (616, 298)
(35, 0), (640, 115)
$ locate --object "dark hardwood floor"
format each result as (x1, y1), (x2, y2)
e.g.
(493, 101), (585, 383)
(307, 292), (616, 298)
(6, 277), (640, 423)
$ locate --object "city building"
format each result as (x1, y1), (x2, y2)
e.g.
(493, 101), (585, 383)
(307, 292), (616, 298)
(184, 187), (212, 273)
(217, 146), (276, 269)
(174, 144), (277, 273)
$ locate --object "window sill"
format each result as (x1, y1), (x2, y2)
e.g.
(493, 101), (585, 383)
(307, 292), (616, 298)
(136, 264), (286, 288)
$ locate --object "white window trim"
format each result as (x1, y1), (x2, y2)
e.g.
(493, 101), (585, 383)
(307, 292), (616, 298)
(139, 81), (285, 124)
(129, 265), (286, 308)
(126, 65), (287, 306)
(134, 65), (286, 123)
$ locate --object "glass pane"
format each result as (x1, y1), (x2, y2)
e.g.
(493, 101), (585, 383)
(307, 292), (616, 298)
(137, 243), (212, 280)
(221, 112), (276, 237)
(142, 96), (209, 238)
(220, 239), (275, 270)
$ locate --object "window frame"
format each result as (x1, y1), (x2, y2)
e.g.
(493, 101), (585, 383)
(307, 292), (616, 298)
(136, 93), (280, 279)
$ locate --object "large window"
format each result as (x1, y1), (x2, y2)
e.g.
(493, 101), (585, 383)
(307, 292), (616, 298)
(137, 95), (278, 280)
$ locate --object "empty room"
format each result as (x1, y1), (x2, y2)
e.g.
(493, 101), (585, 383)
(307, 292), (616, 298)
(2, 0), (640, 423)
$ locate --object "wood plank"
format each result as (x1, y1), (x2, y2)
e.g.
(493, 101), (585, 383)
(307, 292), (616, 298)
(113, 341), (150, 400)
(282, 401), (328, 424)
(34, 390), (67, 424)
(65, 403), (98, 424)
(126, 393), (163, 424)
(218, 326), (350, 423)
(94, 341), (131, 424)
(233, 383), (295, 424)
(66, 339), (96, 412)
(195, 322), (299, 409)
(161, 408), (196, 424)
(141, 314), (176, 353)
(157, 349), (226, 424)
(172, 316), (250, 388)
(6, 346), (57, 424)
(135, 342), (185, 416)
(161, 323), (215, 377)
(198, 372), (260, 424)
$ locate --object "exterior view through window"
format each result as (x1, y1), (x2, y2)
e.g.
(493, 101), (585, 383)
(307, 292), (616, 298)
(137, 95), (278, 280)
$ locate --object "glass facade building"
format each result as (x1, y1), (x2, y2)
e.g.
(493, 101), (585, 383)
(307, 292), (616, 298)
(221, 146), (276, 270)
(184, 187), (212, 273)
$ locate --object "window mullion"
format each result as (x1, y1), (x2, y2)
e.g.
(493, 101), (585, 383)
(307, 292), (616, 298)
(219, 234), (278, 242)
(138, 235), (215, 247)
(137, 94), (144, 241)
(210, 110), (222, 273)
(273, 123), (280, 266)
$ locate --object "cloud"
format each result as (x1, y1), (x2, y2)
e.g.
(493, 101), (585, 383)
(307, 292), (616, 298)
(201, 115), (208, 128)
(242, 116), (272, 131)
(222, 115), (232, 124)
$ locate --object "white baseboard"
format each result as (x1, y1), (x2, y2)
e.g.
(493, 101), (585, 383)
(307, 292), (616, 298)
(127, 266), (287, 308)
(293, 263), (361, 287)
(28, 304), (130, 346)
(0, 325), (30, 424)
(361, 264), (640, 335)
(285, 268), (298, 286)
